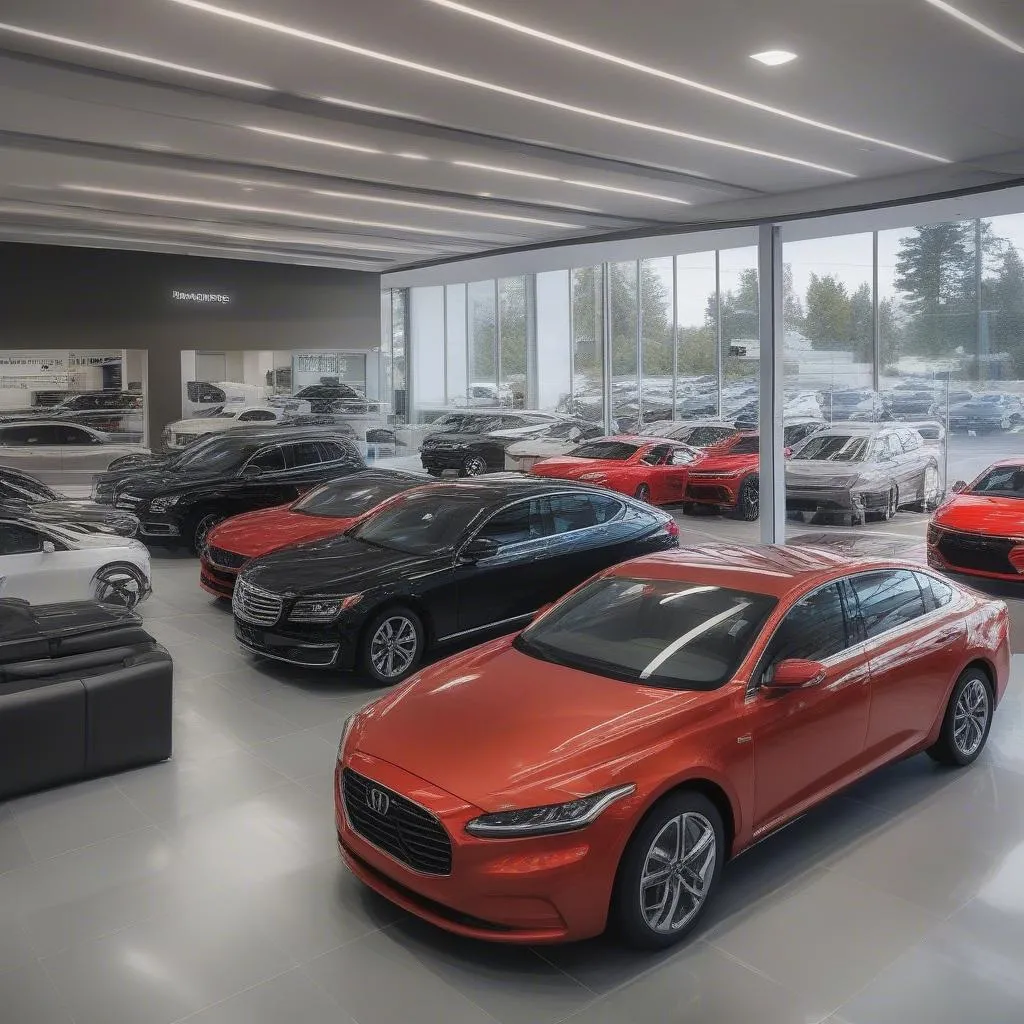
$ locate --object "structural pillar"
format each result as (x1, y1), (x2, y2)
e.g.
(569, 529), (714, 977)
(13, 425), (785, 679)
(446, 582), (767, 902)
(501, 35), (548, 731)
(758, 224), (786, 545)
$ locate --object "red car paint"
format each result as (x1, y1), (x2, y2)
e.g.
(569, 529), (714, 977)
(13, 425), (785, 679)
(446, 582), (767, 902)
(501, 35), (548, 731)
(336, 545), (1008, 944)
(528, 435), (702, 505)
(682, 432), (762, 513)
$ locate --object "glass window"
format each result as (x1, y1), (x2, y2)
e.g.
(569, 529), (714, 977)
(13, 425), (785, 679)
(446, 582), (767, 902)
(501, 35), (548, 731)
(917, 573), (954, 609)
(793, 433), (868, 462)
(285, 442), (322, 468)
(669, 447), (697, 465)
(0, 471), (59, 501)
(766, 583), (849, 666)
(410, 286), (446, 411)
(680, 425), (736, 447)
(468, 280), (498, 406)
(730, 436), (760, 455)
(569, 441), (638, 461)
(499, 277), (527, 409)
(55, 424), (96, 444)
(515, 577), (777, 690)
(536, 270), (572, 415)
(849, 571), (926, 638)
(247, 446), (286, 473)
(476, 500), (544, 546)
(0, 522), (43, 555)
(610, 261), (639, 432)
(675, 251), (718, 419)
(294, 478), (415, 518)
(445, 284), (468, 406)
(545, 494), (601, 533)
(718, 247), (759, 402)
(571, 266), (605, 428)
(238, 410), (276, 422)
(969, 464), (1024, 496)
(0, 424), (64, 445)
(315, 440), (360, 466)
(641, 444), (671, 466)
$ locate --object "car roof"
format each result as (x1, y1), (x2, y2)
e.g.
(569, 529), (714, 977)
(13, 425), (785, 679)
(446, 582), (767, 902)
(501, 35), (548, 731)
(319, 469), (426, 488)
(397, 475), (653, 504)
(604, 545), (930, 599)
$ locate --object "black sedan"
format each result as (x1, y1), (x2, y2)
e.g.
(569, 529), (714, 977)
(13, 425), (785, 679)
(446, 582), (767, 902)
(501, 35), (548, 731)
(108, 427), (365, 552)
(419, 412), (564, 476)
(231, 477), (680, 684)
(0, 466), (139, 537)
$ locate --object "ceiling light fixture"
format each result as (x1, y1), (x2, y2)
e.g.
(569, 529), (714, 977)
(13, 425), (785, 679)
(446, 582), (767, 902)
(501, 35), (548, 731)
(244, 125), (382, 154)
(453, 160), (690, 204)
(309, 188), (577, 228)
(163, 0), (854, 176)
(750, 50), (798, 66)
(0, 21), (271, 89)
(396, 152), (430, 160)
(420, 0), (948, 163)
(62, 185), (497, 237)
(922, 0), (1024, 55)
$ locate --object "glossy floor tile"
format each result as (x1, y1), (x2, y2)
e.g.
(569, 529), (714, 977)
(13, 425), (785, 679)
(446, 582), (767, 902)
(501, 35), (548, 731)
(2, 533), (1024, 1024)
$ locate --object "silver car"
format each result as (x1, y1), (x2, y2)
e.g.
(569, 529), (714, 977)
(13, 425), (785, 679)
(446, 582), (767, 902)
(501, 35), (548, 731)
(0, 421), (150, 496)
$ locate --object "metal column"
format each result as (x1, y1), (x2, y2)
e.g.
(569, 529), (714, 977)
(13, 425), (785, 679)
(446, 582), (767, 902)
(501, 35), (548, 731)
(758, 225), (786, 545)
(671, 257), (679, 419)
(635, 260), (643, 426)
(715, 251), (723, 418)
(601, 263), (613, 435)
(872, 231), (880, 393)
(525, 274), (538, 410)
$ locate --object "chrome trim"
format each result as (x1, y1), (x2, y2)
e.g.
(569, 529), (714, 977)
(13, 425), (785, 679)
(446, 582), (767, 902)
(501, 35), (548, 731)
(235, 635), (340, 667)
(436, 611), (535, 643)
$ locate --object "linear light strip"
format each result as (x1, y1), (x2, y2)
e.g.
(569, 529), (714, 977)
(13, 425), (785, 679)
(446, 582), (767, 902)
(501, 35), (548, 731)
(163, 0), (854, 176)
(245, 125), (383, 154)
(0, 21), (271, 89)
(423, 0), (950, 163)
(922, 0), (1024, 55)
(62, 185), (524, 238)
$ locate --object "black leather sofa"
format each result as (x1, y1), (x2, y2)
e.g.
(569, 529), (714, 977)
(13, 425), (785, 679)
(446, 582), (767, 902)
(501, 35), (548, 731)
(0, 598), (172, 800)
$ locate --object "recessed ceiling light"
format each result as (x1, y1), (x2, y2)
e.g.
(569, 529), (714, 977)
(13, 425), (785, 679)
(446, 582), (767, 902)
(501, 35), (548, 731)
(0, 21), (271, 88)
(244, 125), (382, 155)
(164, 0), (854, 176)
(923, 0), (1024, 55)
(420, 0), (948, 163)
(62, 185), (500, 238)
(750, 50), (798, 66)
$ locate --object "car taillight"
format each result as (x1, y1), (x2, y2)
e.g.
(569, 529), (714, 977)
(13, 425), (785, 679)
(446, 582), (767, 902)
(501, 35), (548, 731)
(663, 519), (680, 539)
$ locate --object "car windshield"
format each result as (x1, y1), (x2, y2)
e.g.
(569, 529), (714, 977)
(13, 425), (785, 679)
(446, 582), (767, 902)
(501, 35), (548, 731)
(443, 416), (504, 434)
(0, 474), (59, 501)
(515, 577), (776, 690)
(293, 478), (415, 517)
(568, 441), (638, 461)
(546, 421), (582, 439)
(174, 440), (252, 473)
(793, 434), (868, 462)
(349, 488), (483, 553)
(970, 466), (1024, 498)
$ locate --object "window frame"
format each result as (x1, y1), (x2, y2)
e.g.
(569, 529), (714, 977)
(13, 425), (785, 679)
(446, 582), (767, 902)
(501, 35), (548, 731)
(0, 519), (46, 555)
(846, 569), (928, 642)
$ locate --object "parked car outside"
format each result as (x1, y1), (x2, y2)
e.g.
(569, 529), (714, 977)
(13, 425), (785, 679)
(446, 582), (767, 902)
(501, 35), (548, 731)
(420, 411), (563, 476)
(232, 477), (679, 683)
(161, 403), (311, 451)
(640, 420), (740, 448)
(336, 545), (1007, 945)
(504, 420), (605, 472)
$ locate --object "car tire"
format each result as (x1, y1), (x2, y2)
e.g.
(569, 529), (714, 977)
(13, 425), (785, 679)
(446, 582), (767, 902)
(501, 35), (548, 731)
(185, 511), (224, 555)
(93, 562), (148, 609)
(927, 667), (994, 767)
(681, 501), (701, 516)
(872, 486), (898, 522)
(732, 476), (759, 521)
(461, 455), (487, 477)
(910, 463), (942, 512)
(360, 606), (426, 685)
(612, 790), (725, 950)
(634, 483), (652, 503)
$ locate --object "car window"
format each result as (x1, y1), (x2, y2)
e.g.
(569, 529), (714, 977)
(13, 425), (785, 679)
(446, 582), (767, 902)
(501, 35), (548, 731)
(476, 499), (545, 546)
(766, 583), (849, 667)
(285, 442), (322, 468)
(688, 426), (735, 446)
(569, 441), (639, 461)
(544, 494), (600, 533)
(0, 522), (43, 555)
(55, 424), (96, 445)
(849, 571), (926, 638)
(315, 440), (357, 466)
(795, 435), (868, 462)
(899, 430), (921, 452)
(885, 435), (903, 458)
(730, 436), (760, 455)
(238, 410), (277, 422)
(641, 445), (671, 466)
(916, 572), (954, 611)
(669, 447), (697, 465)
(247, 446), (286, 473)
(0, 424), (65, 446)
(0, 472), (58, 501)
(971, 466), (1024, 496)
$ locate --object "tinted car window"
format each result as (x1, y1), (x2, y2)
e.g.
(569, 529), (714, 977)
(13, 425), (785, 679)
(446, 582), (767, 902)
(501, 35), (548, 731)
(0, 522), (43, 555)
(316, 440), (361, 466)
(293, 478), (415, 518)
(686, 426), (735, 446)
(476, 500), (545, 545)
(515, 577), (776, 691)
(730, 436), (759, 455)
(850, 571), (926, 638)
(767, 583), (849, 666)
(285, 442), (322, 468)
(0, 472), (58, 501)
(794, 435), (868, 462)
(641, 445), (671, 466)
(669, 447), (697, 465)
(247, 446), (286, 473)
(238, 410), (277, 422)
(970, 466), (1024, 496)
(0, 424), (65, 445)
(545, 494), (601, 533)
(55, 424), (96, 445)
(569, 441), (639, 461)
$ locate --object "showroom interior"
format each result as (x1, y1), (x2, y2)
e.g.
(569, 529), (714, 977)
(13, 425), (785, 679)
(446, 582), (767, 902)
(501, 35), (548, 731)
(4, 1), (1024, 1023)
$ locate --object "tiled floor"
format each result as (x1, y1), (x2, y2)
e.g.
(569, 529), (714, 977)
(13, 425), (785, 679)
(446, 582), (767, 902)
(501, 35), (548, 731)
(3, 519), (1024, 1024)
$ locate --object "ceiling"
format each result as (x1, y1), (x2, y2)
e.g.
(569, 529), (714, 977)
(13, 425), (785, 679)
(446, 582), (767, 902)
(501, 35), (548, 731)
(1, 0), (1023, 272)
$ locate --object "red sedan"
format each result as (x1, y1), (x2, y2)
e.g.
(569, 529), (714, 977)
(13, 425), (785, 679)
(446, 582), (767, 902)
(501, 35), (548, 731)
(336, 546), (1007, 947)
(529, 436), (702, 505)
(929, 460), (1024, 581)
(200, 470), (422, 597)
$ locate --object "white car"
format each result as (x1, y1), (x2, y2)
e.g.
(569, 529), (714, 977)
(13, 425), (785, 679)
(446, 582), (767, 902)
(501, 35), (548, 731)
(162, 404), (310, 451)
(504, 420), (604, 471)
(0, 516), (151, 608)
(184, 381), (269, 418)
(0, 421), (151, 497)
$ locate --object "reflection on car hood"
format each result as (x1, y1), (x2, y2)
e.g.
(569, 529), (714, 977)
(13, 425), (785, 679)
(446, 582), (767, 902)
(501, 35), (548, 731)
(530, 456), (613, 478)
(506, 438), (574, 457)
(354, 639), (722, 810)
(239, 535), (445, 594)
(6, 498), (139, 533)
(933, 493), (1024, 536)
(209, 505), (352, 558)
(690, 453), (757, 474)
(118, 469), (230, 496)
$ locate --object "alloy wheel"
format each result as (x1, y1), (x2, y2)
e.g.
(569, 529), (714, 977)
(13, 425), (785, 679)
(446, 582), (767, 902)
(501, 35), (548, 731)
(95, 567), (144, 608)
(639, 812), (716, 934)
(953, 678), (990, 758)
(462, 456), (487, 477)
(369, 615), (419, 679)
(635, 483), (651, 502)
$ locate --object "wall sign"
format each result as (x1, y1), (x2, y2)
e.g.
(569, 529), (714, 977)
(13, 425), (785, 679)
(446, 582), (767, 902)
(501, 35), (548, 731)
(171, 290), (231, 304)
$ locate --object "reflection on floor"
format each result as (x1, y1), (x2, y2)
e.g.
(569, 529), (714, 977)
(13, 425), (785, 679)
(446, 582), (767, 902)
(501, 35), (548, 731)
(2, 544), (1023, 1024)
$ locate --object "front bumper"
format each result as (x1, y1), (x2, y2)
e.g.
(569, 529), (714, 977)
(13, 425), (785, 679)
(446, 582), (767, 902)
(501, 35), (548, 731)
(685, 478), (741, 507)
(784, 484), (888, 515)
(928, 527), (1024, 581)
(199, 556), (237, 598)
(335, 752), (627, 943)
(233, 618), (355, 669)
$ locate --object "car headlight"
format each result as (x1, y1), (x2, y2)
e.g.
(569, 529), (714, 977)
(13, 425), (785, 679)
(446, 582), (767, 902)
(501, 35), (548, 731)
(465, 784), (636, 838)
(149, 495), (180, 513)
(288, 594), (362, 623)
(337, 714), (356, 762)
(579, 472), (607, 482)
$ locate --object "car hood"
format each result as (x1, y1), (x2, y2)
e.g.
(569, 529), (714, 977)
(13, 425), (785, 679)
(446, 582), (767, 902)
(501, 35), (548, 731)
(209, 505), (351, 557)
(933, 493), (1024, 535)
(60, 530), (145, 551)
(353, 638), (723, 810)
(506, 438), (573, 458)
(530, 456), (619, 478)
(239, 535), (444, 595)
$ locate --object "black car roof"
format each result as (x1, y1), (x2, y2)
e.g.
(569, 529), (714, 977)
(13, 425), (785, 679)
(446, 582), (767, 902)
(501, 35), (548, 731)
(399, 475), (649, 504)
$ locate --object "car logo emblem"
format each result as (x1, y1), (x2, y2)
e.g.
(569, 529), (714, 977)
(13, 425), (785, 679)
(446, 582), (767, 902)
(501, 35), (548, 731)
(367, 788), (390, 816)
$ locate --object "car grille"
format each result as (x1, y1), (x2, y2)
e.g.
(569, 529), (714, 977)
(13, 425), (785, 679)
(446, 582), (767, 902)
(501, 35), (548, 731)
(207, 545), (247, 570)
(232, 579), (283, 625)
(933, 528), (1017, 575)
(115, 493), (142, 510)
(342, 768), (452, 875)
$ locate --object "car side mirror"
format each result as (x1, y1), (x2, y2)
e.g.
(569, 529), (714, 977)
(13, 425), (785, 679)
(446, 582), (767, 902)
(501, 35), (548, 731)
(462, 536), (499, 561)
(42, 541), (56, 554)
(952, 480), (967, 493)
(763, 658), (826, 695)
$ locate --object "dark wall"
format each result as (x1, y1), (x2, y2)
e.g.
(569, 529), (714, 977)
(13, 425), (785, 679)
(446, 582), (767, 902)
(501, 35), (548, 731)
(0, 243), (382, 443)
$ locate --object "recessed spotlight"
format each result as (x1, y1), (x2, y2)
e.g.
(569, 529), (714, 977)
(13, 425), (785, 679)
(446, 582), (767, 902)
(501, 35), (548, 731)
(750, 50), (798, 66)
(478, 191), (492, 197)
